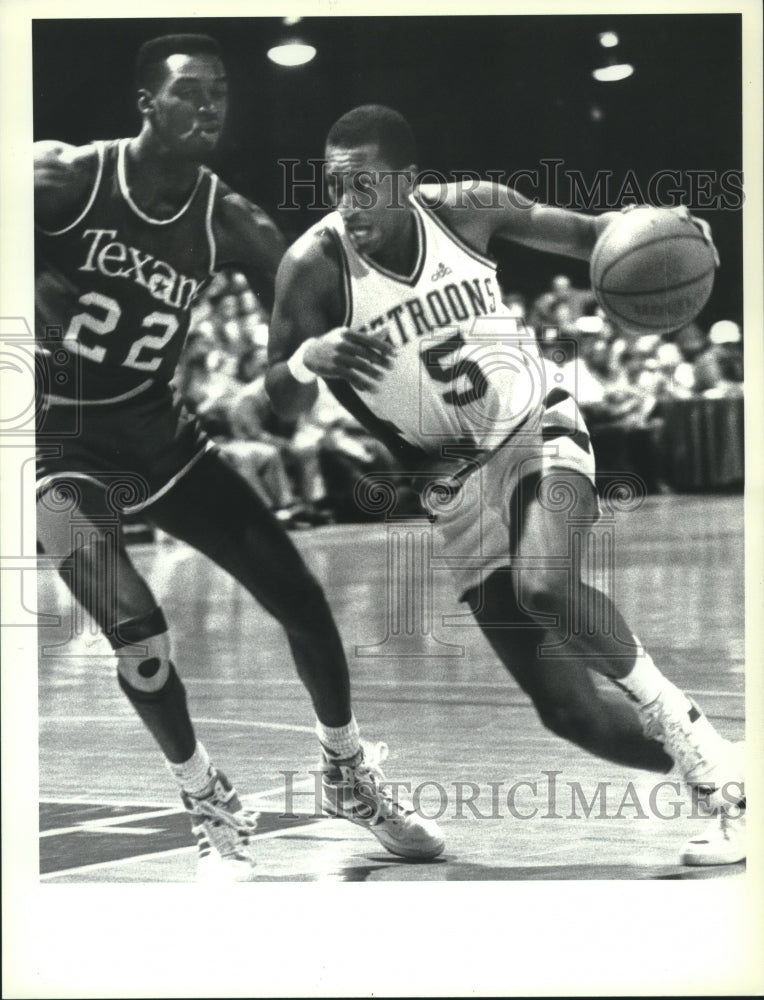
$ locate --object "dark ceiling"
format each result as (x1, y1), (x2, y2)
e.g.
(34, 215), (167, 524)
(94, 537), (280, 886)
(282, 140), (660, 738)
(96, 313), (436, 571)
(32, 14), (743, 326)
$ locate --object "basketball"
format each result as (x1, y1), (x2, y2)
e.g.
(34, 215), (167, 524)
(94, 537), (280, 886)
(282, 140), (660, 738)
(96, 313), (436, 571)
(590, 206), (716, 335)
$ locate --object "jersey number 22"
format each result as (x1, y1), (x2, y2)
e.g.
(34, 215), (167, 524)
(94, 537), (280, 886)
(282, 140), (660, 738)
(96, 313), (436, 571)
(65, 291), (179, 372)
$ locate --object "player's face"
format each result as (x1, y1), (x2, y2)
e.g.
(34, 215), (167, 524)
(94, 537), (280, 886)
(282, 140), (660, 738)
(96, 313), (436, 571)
(144, 53), (228, 158)
(325, 143), (415, 257)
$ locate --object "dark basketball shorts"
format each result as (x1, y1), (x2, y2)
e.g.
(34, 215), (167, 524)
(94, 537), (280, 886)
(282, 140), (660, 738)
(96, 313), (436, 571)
(36, 382), (214, 515)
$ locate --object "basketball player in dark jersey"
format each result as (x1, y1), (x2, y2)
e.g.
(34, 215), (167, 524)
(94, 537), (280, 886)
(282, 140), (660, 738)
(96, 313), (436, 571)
(266, 105), (744, 866)
(35, 42), (444, 881)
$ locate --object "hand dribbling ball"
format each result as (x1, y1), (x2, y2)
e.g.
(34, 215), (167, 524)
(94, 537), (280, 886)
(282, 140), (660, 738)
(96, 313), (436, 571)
(590, 206), (716, 335)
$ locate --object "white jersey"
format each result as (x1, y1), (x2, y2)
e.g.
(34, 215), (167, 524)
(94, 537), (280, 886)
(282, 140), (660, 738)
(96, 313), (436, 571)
(311, 191), (596, 598)
(316, 191), (588, 471)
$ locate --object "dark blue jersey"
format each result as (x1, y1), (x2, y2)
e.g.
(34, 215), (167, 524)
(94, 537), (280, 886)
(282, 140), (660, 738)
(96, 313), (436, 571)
(36, 139), (219, 402)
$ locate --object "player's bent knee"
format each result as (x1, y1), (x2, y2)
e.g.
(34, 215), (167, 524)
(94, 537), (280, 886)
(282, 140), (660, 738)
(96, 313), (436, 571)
(111, 606), (172, 695)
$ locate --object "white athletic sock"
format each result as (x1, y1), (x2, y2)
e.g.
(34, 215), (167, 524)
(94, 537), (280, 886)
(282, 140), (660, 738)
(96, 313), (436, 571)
(316, 714), (361, 760)
(618, 644), (733, 781)
(617, 643), (693, 716)
(167, 741), (213, 796)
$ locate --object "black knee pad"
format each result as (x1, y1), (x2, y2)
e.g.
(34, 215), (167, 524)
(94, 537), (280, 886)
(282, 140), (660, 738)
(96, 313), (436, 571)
(111, 607), (172, 696)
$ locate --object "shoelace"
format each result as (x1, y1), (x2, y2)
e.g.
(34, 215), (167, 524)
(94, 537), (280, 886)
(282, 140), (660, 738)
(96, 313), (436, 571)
(187, 788), (259, 833)
(192, 821), (251, 859)
(355, 742), (413, 819)
(641, 702), (707, 776)
(693, 810), (734, 844)
(359, 740), (389, 774)
(190, 808), (258, 862)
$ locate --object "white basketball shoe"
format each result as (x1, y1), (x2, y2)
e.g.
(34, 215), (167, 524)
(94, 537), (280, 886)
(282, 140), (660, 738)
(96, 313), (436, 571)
(181, 769), (259, 882)
(640, 695), (744, 808)
(638, 693), (745, 864)
(680, 801), (746, 866)
(321, 741), (445, 860)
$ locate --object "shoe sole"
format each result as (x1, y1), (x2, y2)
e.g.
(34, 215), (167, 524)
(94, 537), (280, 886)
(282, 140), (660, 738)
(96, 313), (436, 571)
(680, 849), (745, 866)
(371, 833), (446, 860)
(324, 805), (446, 860)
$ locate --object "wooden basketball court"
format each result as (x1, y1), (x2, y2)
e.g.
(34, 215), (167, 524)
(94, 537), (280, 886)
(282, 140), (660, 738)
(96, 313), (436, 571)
(37, 494), (745, 884)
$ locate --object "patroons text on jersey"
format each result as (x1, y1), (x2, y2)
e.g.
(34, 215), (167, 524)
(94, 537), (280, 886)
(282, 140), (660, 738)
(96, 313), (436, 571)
(356, 276), (498, 346)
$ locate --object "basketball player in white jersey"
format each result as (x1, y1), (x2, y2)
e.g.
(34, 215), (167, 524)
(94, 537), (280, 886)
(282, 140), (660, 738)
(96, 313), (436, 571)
(36, 51), (444, 882)
(266, 105), (744, 866)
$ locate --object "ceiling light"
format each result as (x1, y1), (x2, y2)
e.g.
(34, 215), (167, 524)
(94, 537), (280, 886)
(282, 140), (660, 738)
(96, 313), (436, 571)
(592, 63), (634, 82)
(267, 40), (316, 67)
(598, 31), (619, 48)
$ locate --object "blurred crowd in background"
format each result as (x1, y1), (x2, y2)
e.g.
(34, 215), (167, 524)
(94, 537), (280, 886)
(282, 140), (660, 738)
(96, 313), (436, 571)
(172, 268), (744, 529)
(175, 271), (409, 529)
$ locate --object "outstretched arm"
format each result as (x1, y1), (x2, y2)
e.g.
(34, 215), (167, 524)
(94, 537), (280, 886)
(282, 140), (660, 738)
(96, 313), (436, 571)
(495, 193), (717, 263)
(427, 181), (717, 263)
(495, 192), (618, 260)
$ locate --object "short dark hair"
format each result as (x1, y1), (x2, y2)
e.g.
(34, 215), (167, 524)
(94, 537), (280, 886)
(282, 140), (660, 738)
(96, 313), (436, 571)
(135, 34), (223, 92)
(326, 104), (417, 168)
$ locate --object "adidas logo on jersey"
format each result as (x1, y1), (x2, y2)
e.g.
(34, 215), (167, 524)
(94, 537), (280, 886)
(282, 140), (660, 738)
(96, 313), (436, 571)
(431, 261), (453, 281)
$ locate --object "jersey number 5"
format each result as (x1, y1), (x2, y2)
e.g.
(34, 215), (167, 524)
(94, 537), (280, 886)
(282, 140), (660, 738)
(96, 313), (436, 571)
(65, 291), (179, 372)
(422, 330), (488, 407)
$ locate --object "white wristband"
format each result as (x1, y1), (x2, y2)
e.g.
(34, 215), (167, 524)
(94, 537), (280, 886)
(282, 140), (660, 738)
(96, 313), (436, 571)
(286, 338), (318, 384)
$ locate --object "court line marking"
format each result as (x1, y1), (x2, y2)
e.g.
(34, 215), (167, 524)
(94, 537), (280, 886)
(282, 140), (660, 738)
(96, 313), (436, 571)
(40, 806), (183, 839)
(174, 678), (745, 699)
(39, 779), (322, 838)
(35, 711), (559, 729)
(40, 845), (197, 880)
(80, 826), (161, 836)
(39, 716), (316, 733)
(39, 707), (744, 731)
(40, 796), (177, 809)
(38, 777), (318, 812)
(39, 817), (339, 881)
(253, 784), (319, 801)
